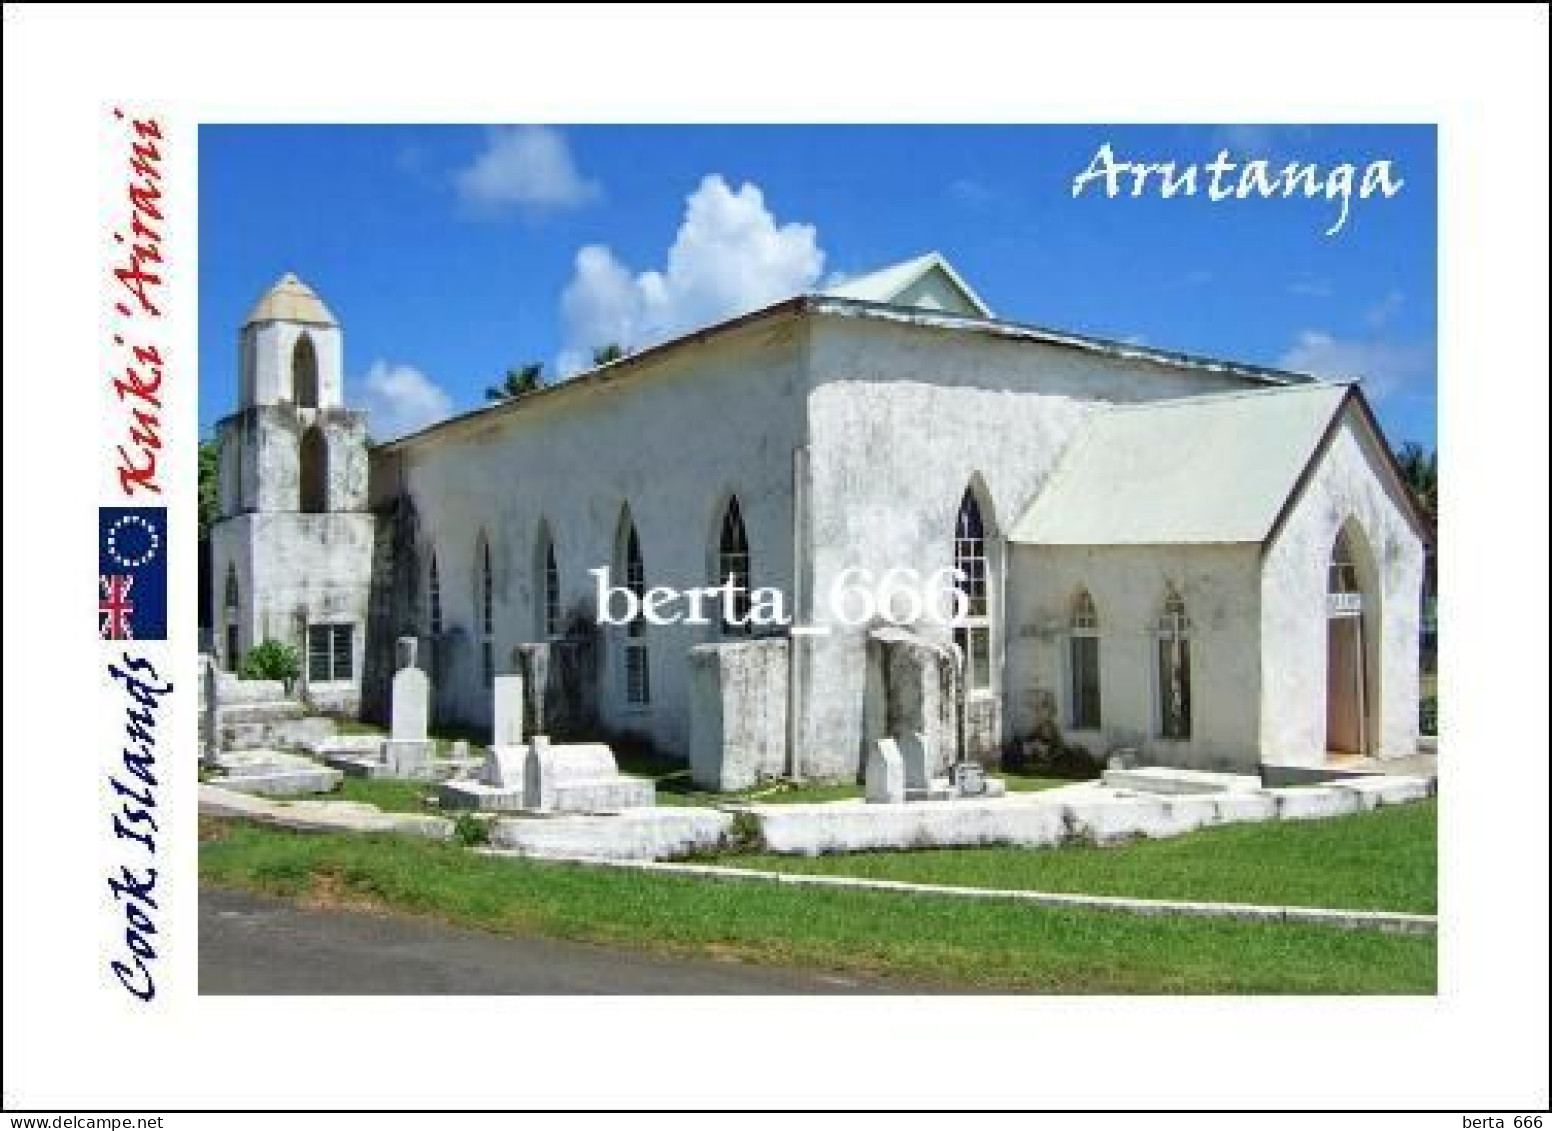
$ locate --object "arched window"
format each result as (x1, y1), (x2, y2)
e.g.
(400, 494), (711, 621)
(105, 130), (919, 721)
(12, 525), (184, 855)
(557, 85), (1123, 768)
(1327, 522), (1373, 756)
(716, 496), (751, 634)
(222, 565), (240, 672)
(1329, 528), (1361, 596)
(292, 332), (319, 408)
(1156, 585), (1192, 740)
(618, 512), (650, 705)
(1069, 588), (1102, 730)
(299, 426), (328, 513)
(536, 522), (561, 639)
(953, 487), (992, 691)
(479, 536), (494, 687)
(427, 550), (443, 636)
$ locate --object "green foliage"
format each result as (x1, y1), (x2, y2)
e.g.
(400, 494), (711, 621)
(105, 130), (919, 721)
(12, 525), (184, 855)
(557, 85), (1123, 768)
(198, 438), (220, 540)
(240, 639), (302, 685)
(1394, 441), (1437, 527)
(591, 343), (628, 366)
(485, 362), (545, 402)
(453, 813), (491, 847)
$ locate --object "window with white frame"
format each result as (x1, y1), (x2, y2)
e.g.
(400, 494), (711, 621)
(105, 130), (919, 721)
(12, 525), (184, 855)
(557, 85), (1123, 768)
(622, 518), (650, 705)
(307, 623), (354, 683)
(953, 488), (992, 692)
(1069, 588), (1102, 730)
(717, 496), (751, 634)
(1156, 586), (1192, 740)
(427, 550), (443, 636)
(479, 537), (494, 687)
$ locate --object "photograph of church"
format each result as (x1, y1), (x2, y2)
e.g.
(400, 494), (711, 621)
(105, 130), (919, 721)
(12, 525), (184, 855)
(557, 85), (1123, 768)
(206, 251), (1429, 787)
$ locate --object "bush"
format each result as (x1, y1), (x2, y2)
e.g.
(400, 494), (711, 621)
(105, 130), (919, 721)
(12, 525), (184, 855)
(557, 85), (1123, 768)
(453, 813), (491, 847)
(240, 639), (302, 687)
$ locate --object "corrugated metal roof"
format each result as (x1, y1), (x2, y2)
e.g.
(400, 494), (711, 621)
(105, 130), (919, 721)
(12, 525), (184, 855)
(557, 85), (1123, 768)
(824, 251), (993, 317)
(1010, 383), (1351, 545)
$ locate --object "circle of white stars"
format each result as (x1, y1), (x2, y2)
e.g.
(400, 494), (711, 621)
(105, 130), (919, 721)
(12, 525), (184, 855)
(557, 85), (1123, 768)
(106, 514), (160, 569)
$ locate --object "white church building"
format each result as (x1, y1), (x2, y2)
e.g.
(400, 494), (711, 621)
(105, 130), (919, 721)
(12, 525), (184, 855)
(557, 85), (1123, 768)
(207, 255), (1428, 786)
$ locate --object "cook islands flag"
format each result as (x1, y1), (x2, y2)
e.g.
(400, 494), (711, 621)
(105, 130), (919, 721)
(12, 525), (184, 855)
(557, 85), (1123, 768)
(99, 507), (167, 641)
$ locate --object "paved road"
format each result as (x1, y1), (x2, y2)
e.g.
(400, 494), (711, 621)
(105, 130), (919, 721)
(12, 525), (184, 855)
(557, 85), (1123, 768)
(201, 888), (896, 995)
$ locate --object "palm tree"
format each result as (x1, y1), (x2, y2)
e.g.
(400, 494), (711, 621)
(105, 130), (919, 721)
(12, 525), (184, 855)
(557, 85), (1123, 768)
(485, 362), (545, 402)
(1394, 442), (1437, 529)
(591, 343), (628, 366)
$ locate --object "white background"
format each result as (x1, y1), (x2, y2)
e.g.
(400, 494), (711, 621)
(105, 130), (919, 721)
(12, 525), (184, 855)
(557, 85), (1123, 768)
(3, 2), (1548, 1116)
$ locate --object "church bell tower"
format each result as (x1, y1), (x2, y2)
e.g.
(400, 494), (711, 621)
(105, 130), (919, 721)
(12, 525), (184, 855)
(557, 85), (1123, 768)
(207, 274), (376, 712)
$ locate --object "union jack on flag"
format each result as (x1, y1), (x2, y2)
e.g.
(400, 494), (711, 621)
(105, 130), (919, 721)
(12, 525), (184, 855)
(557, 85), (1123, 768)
(99, 573), (137, 640)
(99, 507), (166, 641)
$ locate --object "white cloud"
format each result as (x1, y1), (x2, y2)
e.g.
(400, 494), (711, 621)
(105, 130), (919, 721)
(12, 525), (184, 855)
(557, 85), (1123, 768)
(556, 174), (825, 373)
(454, 126), (599, 216)
(360, 360), (454, 439)
(1288, 279), (1333, 298)
(1365, 289), (1405, 328)
(1278, 330), (1434, 401)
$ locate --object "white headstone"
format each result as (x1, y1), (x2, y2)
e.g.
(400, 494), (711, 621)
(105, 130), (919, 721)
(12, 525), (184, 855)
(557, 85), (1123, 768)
(866, 738), (905, 804)
(898, 731), (934, 791)
(390, 666), (430, 742)
(493, 674), (524, 746)
(481, 745), (526, 791)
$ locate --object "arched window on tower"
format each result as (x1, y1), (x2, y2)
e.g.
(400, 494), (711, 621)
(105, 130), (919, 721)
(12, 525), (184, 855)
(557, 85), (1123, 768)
(619, 514), (650, 706)
(1156, 585), (1192, 740)
(953, 487), (992, 692)
(223, 565), (240, 672)
(299, 426), (328, 514)
(427, 550), (443, 636)
(293, 332), (319, 408)
(1069, 588), (1102, 730)
(716, 496), (751, 634)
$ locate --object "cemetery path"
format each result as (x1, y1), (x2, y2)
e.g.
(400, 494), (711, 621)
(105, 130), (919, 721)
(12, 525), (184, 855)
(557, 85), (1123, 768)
(200, 887), (903, 995)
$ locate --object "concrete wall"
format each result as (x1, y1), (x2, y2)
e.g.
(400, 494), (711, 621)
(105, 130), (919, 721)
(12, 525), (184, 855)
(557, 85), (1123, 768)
(241, 322), (344, 409)
(209, 511), (376, 714)
(1006, 543), (1264, 771)
(216, 406), (369, 516)
(1260, 406), (1424, 764)
(376, 314), (811, 750)
(796, 314), (1274, 778)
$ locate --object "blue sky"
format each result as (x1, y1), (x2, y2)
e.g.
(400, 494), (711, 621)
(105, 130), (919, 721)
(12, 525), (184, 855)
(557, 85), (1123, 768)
(200, 124), (1436, 448)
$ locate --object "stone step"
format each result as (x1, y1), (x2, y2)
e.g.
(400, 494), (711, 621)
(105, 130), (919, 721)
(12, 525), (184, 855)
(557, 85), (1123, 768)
(219, 701), (308, 724)
(221, 715), (338, 751)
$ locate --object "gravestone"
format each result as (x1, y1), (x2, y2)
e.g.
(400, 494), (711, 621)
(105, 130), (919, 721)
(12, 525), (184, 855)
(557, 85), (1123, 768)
(865, 738), (905, 804)
(952, 760), (987, 797)
(493, 674), (524, 746)
(202, 655), (221, 765)
(382, 638), (433, 777)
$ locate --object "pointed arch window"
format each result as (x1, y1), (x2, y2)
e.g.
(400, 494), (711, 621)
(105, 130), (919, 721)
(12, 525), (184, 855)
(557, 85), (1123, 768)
(1156, 586), (1192, 740)
(953, 488), (992, 691)
(479, 537), (494, 687)
(222, 565), (240, 672)
(1329, 528), (1361, 597)
(717, 496), (751, 634)
(299, 426), (328, 514)
(1069, 589), (1102, 730)
(620, 517), (650, 705)
(293, 332), (319, 408)
(427, 550), (443, 636)
(537, 525), (562, 640)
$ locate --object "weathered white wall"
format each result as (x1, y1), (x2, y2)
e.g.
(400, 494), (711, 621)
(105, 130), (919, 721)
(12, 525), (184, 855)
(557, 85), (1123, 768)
(797, 314), (1276, 778)
(1260, 407), (1424, 764)
(1006, 543), (1264, 771)
(382, 316), (810, 751)
(242, 322), (344, 408)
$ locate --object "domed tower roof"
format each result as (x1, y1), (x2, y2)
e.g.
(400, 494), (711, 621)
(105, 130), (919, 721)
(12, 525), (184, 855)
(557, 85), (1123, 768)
(244, 272), (338, 327)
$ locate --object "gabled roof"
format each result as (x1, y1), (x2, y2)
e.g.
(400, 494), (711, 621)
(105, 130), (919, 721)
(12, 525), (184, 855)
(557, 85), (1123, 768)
(245, 272), (337, 327)
(1009, 383), (1354, 546)
(823, 251), (993, 317)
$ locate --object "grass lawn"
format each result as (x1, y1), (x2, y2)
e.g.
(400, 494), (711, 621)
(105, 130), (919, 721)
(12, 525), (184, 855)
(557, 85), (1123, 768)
(327, 776), (441, 814)
(199, 818), (1435, 993)
(734, 798), (1436, 914)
